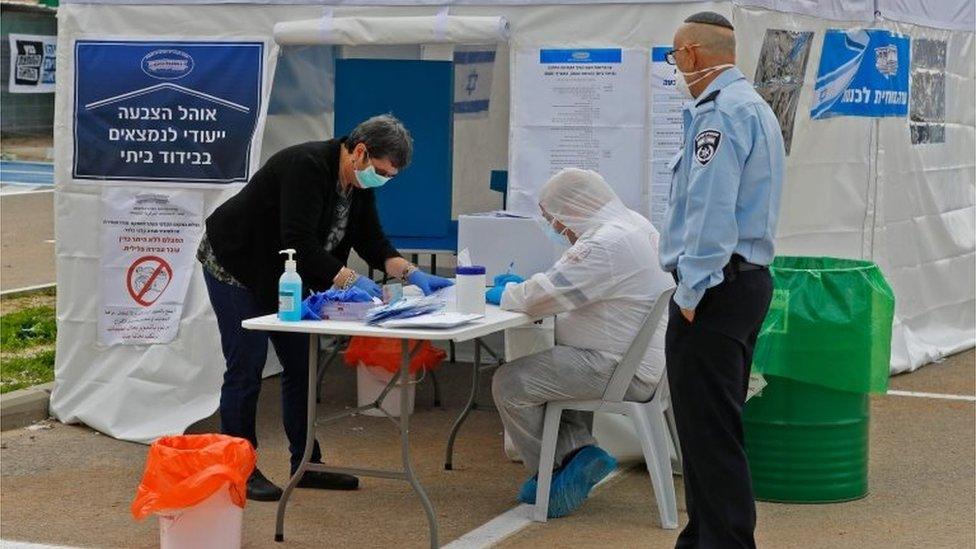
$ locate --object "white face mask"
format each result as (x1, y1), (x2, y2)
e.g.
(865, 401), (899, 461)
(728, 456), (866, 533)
(676, 63), (734, 99)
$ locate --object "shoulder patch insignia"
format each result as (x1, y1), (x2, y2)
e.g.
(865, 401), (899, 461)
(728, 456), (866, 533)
(694, 129), (722, 166)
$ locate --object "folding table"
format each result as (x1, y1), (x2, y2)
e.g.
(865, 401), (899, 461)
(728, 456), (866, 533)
(242, 305), (532, 548)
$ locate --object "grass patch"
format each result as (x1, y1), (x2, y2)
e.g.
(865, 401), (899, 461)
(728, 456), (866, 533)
(1, 306), (57, 351)
(1, 349), (55, 393)
(1, 293), (57, 393)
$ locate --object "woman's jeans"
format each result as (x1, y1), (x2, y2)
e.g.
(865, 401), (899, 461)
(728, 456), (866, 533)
(203, 269), (321, 473)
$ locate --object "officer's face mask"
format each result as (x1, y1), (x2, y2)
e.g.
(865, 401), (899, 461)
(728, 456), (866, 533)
(354, 149), (393, 189)
(676, 63), (734, 99)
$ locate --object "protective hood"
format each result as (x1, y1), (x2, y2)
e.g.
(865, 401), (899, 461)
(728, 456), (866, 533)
(537, 168), (645, 237)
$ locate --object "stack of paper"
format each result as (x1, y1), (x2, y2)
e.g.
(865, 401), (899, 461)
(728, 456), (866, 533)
(379, 312), (484, 329)
(364, 294), (445, 325)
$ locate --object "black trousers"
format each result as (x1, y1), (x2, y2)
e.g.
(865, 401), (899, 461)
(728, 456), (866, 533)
(666, 269), (773, 549)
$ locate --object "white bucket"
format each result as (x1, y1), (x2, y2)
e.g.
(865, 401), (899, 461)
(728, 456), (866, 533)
(158, 482), (243, 549)
(356, 363), (415, 417)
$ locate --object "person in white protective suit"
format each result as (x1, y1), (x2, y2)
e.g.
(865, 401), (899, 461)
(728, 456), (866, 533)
(489, 168), (674, 518)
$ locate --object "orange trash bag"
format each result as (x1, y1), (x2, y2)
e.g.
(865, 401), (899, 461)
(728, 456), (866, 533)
(131, 434), (256, 520)
(343, 337), (447, 375)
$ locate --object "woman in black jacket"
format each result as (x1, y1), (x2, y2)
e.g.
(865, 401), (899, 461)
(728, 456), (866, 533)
(198, 115), (451, 501)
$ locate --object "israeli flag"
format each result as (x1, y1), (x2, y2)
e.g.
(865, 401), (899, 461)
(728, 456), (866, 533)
(454, 47), (496, 118)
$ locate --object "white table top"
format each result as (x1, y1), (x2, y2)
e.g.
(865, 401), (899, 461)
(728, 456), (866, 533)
(242, 305), (532, 343)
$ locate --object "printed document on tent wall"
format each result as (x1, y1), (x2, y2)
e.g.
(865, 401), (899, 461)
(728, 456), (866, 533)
(98, 188), (203, 346)
(649, 45), (684, 229)
(509, 47), (647, 215)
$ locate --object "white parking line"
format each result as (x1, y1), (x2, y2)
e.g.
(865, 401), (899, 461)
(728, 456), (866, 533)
(444, 468), (624, 549)
(887, 389), (976, 402)
(444, 504), (536, 548)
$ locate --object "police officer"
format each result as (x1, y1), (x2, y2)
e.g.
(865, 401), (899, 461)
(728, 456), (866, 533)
(659, 12), (785, 548)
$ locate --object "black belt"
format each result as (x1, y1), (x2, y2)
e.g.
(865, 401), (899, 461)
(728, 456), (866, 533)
(671, 254), (766, 285)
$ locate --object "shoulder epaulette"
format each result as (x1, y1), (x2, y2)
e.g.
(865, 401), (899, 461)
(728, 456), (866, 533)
(696, 89), (721, 107)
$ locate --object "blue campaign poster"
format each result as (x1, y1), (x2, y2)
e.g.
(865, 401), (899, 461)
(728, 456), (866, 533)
(811, 29), (910, 119)
(73, 41), (264, 184)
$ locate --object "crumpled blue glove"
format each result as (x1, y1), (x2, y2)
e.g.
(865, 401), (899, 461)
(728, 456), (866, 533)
(301, 287), (376, 320)
(493, 273), (525, 287)
(324, 287), (374, 303)
(407, 270), (454, 296)
(352, 275), (382, 299)
(301, 292), (329, 320)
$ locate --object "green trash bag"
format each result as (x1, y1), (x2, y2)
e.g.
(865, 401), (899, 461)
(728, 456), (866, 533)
(752, 256), (895, 394)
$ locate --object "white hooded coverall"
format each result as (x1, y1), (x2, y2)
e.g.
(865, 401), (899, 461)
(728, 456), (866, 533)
(491, 168), (675, 473)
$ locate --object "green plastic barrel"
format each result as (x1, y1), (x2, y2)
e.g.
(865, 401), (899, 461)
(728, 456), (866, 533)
(744, 375), (869, 503)
(744, 257), (894, 503)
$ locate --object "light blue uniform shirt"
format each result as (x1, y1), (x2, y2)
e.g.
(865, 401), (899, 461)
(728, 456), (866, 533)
(659, 67), (785, 310)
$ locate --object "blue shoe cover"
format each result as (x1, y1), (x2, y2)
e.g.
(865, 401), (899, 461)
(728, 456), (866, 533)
(518, 474), (538, 504)
(546, 446), (617, 518)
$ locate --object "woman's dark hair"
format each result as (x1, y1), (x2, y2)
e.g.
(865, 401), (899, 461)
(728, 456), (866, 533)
(345, 114), (413, 168)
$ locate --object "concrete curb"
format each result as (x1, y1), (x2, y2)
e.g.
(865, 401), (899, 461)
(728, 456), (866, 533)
(0, 283), (56, 298)
(1, 382), (53, 431)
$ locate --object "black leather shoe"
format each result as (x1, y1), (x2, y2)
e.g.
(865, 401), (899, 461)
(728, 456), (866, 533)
(247, 468), (283, 502)
(297, 470), (360, 491)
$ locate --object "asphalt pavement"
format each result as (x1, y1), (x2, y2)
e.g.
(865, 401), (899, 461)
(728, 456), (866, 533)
(0, 190), (55, 292)
(1, 349), (972, 548)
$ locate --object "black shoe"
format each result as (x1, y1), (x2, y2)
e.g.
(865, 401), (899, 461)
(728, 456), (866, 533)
(247, 468), (283, 502)
(296, 470), (360, 491)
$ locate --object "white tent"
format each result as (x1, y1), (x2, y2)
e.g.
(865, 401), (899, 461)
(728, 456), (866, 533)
(733, 0), (975, 372)
(50, 0), (973, 442)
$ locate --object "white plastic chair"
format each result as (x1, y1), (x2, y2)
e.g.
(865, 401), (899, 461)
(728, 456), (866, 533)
(533, 288), (679, 529)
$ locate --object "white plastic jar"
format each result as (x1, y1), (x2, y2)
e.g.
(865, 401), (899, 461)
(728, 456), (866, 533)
(455, 265), (487, 315)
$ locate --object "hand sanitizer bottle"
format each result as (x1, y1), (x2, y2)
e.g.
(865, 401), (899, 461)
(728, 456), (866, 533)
(278, 249), (302, 321)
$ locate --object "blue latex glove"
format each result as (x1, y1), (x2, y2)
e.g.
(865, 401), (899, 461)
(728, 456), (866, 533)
(547, 445), (617, 518)
(407, 270), (454, 296)
(493, 273), (525, 287)
(352, 275), (382, 299)
(485, 284), (507, 305)
(323, 287), (374, 303)
(301, 292), (328, 320)
(301, 287), (376, 320)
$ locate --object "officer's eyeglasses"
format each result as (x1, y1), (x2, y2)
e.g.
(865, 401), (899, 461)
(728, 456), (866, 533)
(665, 44), (700, 65)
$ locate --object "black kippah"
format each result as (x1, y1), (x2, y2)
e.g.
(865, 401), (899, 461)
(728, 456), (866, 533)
(684, 11), (734, 30)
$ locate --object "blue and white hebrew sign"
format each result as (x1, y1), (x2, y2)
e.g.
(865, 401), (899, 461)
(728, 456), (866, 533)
(74, 41), (264, 184)
(811, 29), (910, 119)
